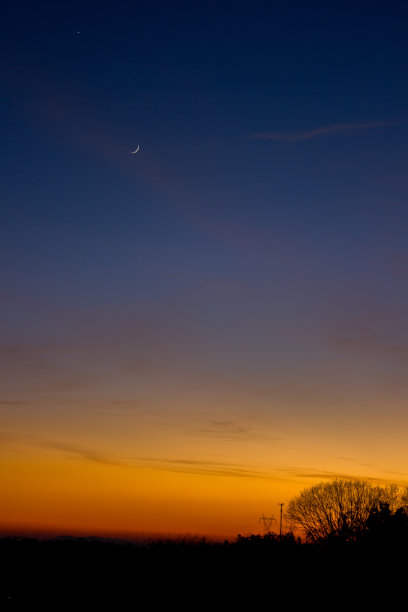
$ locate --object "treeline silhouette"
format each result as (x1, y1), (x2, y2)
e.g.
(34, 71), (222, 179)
(286, 478), (408, 543)
(3, 480), (408, 608)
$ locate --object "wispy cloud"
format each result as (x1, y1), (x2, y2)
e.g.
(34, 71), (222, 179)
(3, 435), (131, 469)
(247, 119), (397, 142)
(187, 420), (281, 442)
(3, 434), (270, 479)
(327, 311), (408, 364)
(5, 433), (408, 487)
(135, 459), (408, 485)
(44, 440), (272, 479)
(188, 420), (253, 441)
(276, 465), (408, 486)
(134, 456), (269, 479)
(34, 440), (132, 469)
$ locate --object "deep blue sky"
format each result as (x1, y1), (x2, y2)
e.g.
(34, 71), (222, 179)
(2, 0), (408, 380)
(2, 0), (408, 537)
(2, 1), (408, 298)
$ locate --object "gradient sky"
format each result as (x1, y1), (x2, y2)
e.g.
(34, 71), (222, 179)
(1, 0), (408, 540)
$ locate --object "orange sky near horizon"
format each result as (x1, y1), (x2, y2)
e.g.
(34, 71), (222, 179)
(3, 390), (408, 540)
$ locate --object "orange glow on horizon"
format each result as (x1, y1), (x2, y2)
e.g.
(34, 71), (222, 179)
(3, 426), (408, 541)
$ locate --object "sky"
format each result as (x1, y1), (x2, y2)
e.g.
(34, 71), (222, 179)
(1, 0), (408, 540)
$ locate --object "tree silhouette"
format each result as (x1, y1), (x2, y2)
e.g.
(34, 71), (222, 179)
(286, 479), (406, 543)
(362, 502), (408, 546)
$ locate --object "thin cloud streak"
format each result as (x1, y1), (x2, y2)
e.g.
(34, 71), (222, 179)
(248, 119), (398, 142)
(6, 434), (408, 485)
(134, 456), (270, 479)
(188, 420), (256, 441)
(3, 434), (270, 479)
(327, 310), (408, 364)
(3, 434), (131, 469)
(277, 465), (408, 486)
(187, 420), (282, 442)
(34, 440), (132, 469)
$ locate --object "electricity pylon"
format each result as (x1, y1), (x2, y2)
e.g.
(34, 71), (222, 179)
(259, 514), (276, 535)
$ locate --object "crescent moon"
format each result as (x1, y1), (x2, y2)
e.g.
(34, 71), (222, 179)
(131, 145), (140, 154)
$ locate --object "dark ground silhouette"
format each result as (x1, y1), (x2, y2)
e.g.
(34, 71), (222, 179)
(2, 519), (407, 609)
